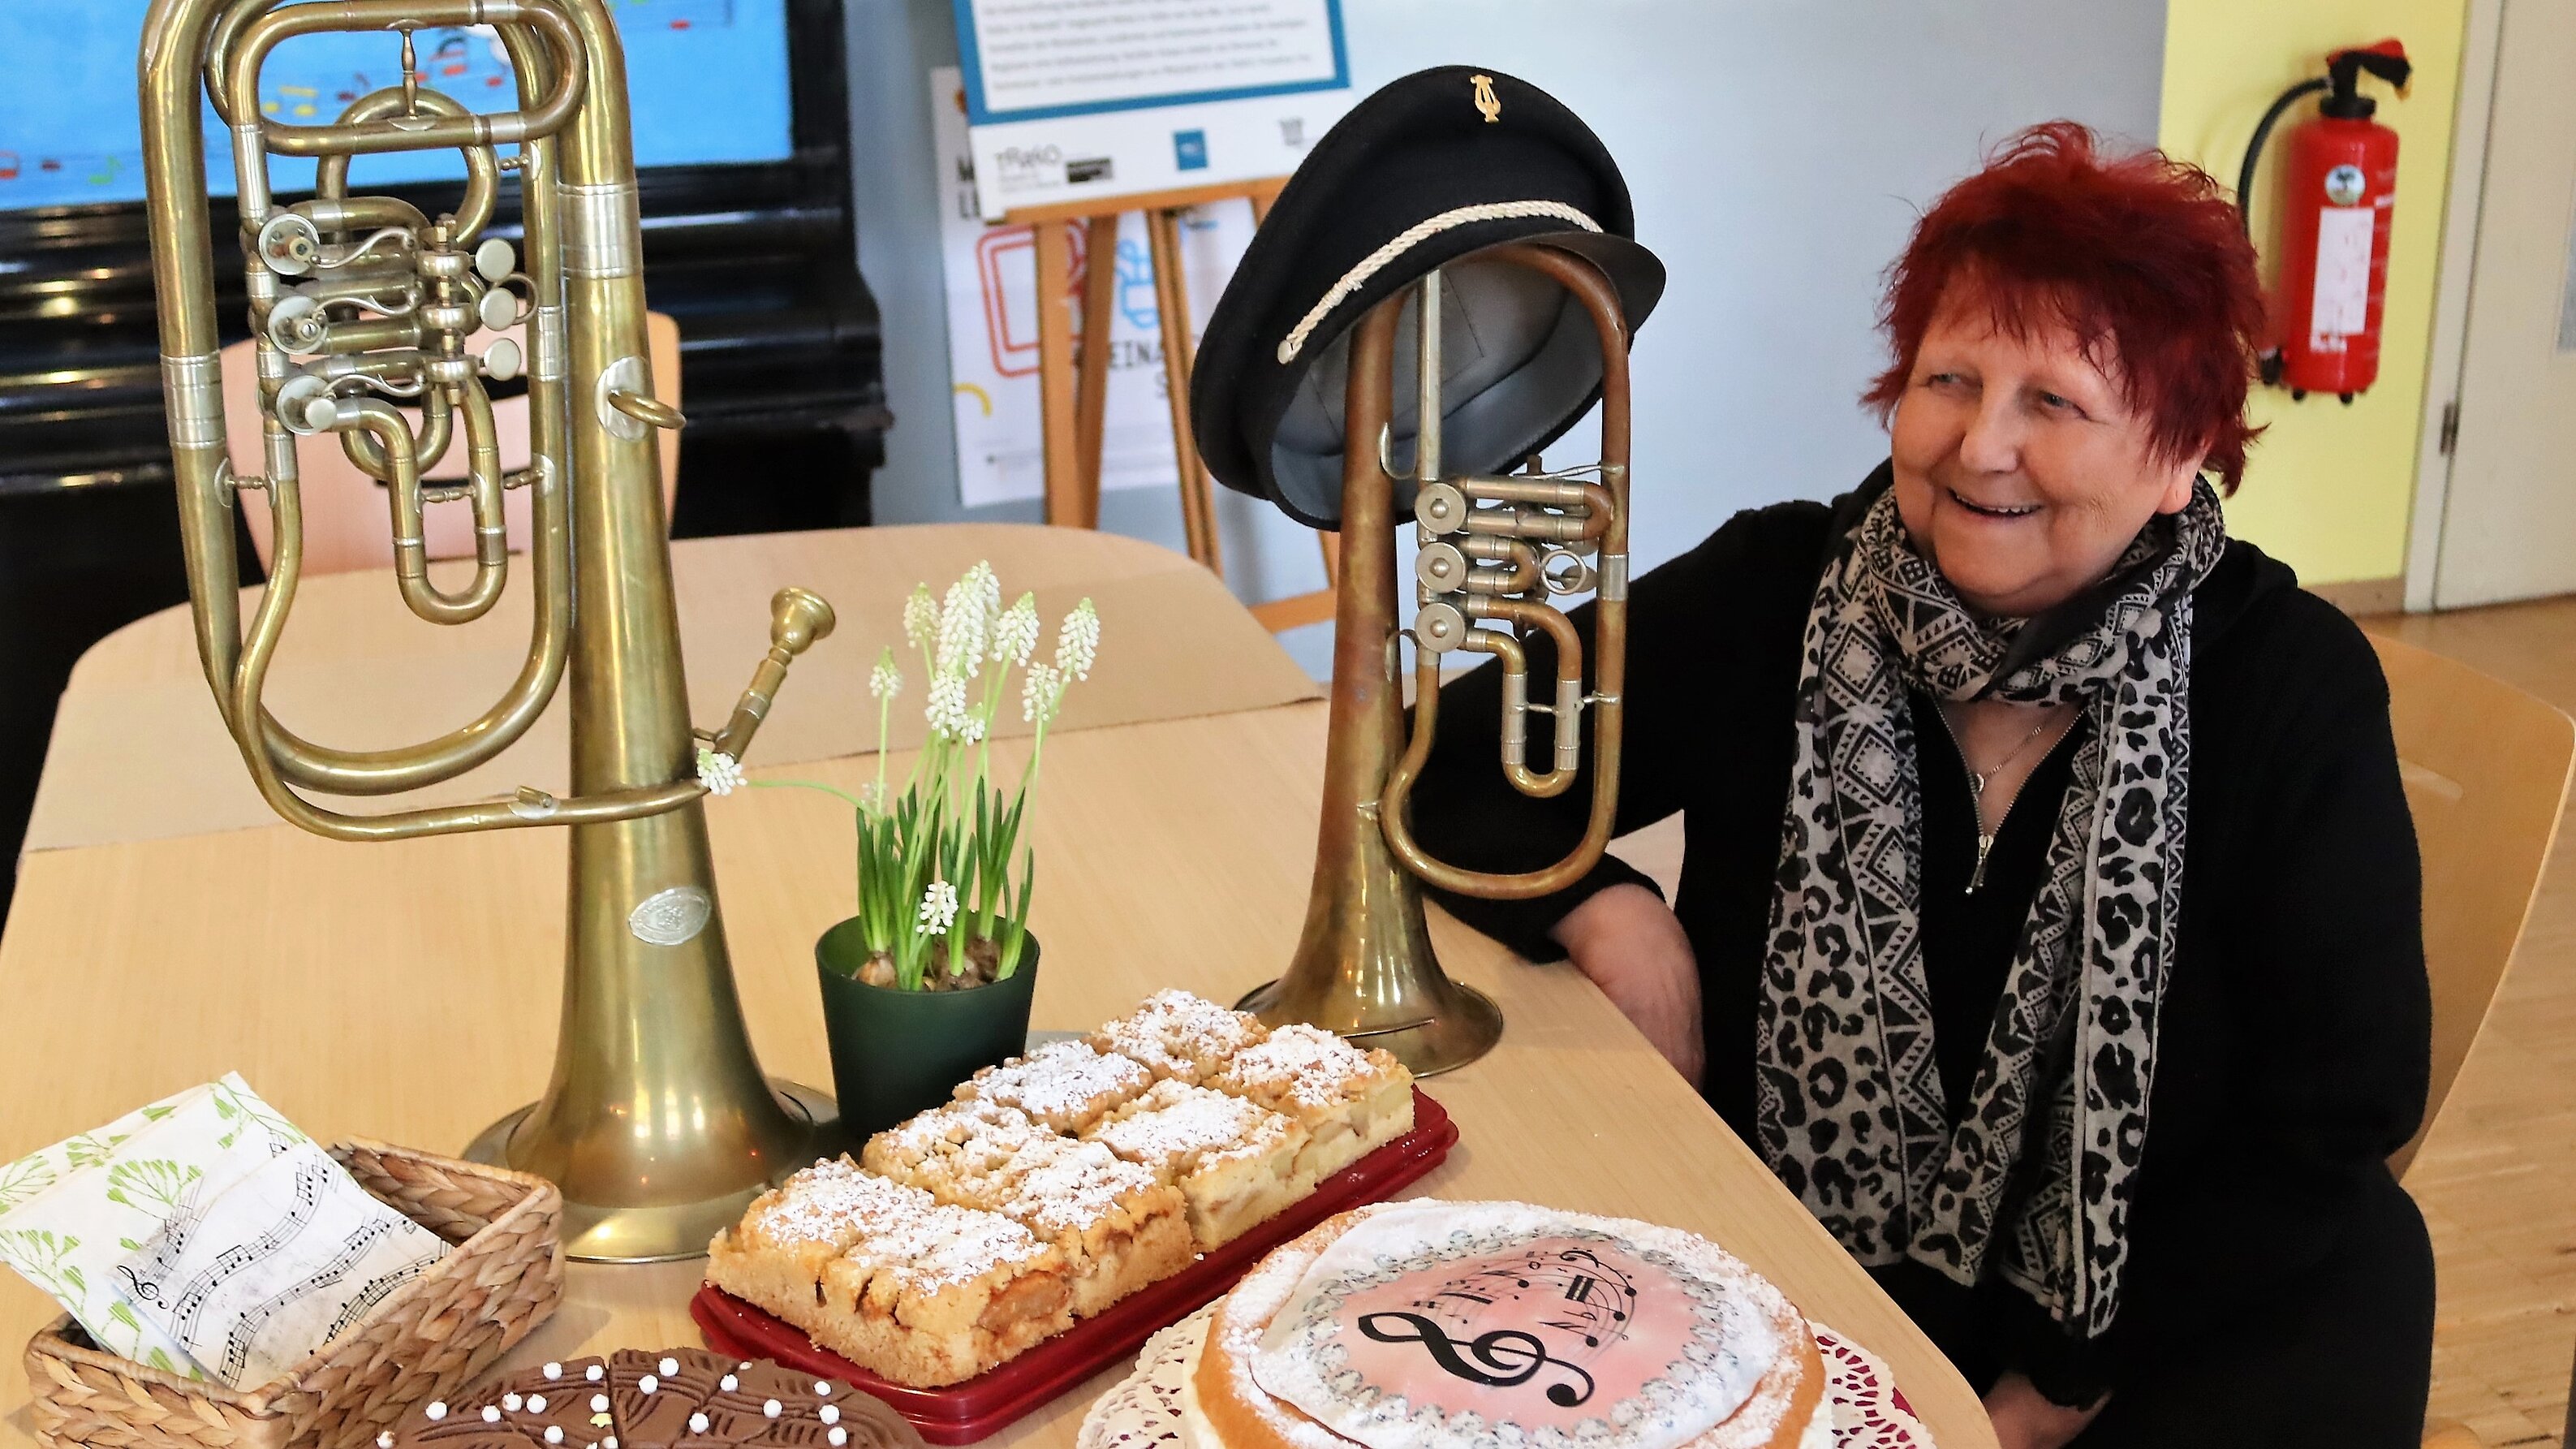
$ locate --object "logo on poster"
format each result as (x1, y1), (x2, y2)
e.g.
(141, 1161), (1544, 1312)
(1174, 129), (1209, 171)
(992, 144), (1065, 194)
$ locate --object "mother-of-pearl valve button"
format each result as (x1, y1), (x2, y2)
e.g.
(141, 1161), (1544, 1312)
(482, 337), (523, 382)
(475, 238), (517, 282)
(479, 287), (519, 331)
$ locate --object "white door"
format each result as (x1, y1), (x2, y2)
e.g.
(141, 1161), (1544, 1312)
(2429, 0), (2576, 608)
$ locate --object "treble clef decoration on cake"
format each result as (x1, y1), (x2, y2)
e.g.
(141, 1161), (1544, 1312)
(1355, 1312), (1597, 1407)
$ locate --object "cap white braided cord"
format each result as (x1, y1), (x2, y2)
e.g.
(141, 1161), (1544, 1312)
(1274, 201), (1602, 364)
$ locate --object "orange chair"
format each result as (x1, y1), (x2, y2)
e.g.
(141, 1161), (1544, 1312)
(222, 311), (682, 574)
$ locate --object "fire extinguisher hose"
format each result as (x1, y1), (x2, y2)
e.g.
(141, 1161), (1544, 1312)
(2236, 77), (2331, 240)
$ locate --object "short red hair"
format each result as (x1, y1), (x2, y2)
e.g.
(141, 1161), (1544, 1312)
(1862, 121), (2267, 491)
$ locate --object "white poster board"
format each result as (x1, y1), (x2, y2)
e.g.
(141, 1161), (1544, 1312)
(950, 0), (1353, 219)
(931, 68), (1260, 509)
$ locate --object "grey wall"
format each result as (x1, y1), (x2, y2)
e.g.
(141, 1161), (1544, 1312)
(842, 1), (2167, 675)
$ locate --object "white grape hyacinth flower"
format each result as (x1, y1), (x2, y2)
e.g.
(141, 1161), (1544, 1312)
(868, 649), (903, 703)
(1022, 661), (1065, 727)
(924, 674), (971, 739)
(1054, 598), (1100, 681)
(695, 748), (745, 796)
(993, 593), (1040, 666)
(917, 878), (959, 937)
(936, 564), (996, 677)
(902, 584), (940, 658)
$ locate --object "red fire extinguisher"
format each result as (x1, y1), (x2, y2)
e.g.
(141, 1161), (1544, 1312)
(2237, 40), (2412, 403)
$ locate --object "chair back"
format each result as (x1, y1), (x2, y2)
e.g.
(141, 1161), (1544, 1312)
(224, 312), (683, 575)
(2372, 631), (2574, 1176)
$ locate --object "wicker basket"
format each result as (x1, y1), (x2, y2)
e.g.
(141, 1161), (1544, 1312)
(23, 1140), (564, 1449)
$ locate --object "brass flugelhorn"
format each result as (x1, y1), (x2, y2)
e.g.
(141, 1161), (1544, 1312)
(141, 0), (836, 1261)
(1241, 246), (1631, 1075)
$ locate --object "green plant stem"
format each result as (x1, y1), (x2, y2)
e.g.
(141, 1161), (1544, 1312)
(749, 778), (871, 812)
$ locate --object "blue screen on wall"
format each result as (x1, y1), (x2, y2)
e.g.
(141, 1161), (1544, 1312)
(0, 0), (794, 210)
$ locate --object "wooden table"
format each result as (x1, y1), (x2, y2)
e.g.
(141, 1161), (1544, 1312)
(0, 528), (1992, 1449)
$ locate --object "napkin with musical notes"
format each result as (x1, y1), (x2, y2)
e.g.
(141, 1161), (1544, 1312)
(0, 1074), (444, 1386)
(115, 1138), (448, 1386)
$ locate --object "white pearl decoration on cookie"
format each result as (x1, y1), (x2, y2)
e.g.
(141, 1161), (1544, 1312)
(659, 1357), (679, 1377)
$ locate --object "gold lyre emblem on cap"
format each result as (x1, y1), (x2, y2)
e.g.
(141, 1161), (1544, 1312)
(1471, 74), (1501, 123)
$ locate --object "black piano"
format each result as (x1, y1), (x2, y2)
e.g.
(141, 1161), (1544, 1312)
(0, 0), (887, 913)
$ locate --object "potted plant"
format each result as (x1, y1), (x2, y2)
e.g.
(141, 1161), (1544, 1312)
(697, 562), (1099, 1140)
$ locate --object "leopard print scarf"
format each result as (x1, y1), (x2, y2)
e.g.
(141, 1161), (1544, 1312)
(1756, 477), (2228, 1338)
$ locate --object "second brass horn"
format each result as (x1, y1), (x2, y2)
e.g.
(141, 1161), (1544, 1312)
(1240, 244), (1633, 1075)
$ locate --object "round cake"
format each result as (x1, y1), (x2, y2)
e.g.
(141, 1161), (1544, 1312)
(1185, 1201), (1828, 1449)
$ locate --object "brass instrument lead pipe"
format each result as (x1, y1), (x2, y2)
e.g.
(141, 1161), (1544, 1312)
(1380, 244), (1632, 899)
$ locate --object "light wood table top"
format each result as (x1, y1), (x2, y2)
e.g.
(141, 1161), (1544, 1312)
(24, 524), (1317, 851)
(0, 533), (1991, 1449)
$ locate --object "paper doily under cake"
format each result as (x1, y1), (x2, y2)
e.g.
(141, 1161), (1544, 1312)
(1075, 1301), (1935, 1449)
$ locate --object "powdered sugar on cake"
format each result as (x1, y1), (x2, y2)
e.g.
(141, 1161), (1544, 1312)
(1215, 1027), (1385, 1113)
(1094, 990), (1271, 1084)
(960, 1042), (1152, 1132)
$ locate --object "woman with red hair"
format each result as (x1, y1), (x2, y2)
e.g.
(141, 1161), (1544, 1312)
(1411, 123), (2432, 1447)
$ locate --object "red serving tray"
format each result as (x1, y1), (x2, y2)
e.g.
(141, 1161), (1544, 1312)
(690, 1088), (1456, 1444)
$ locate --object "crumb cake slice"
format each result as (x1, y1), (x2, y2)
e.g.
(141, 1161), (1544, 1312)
(904, 1133), (1191, 1317)
(1204, 1024), (1414, 1183)
(1089, 990), (1270, 1085)
(1081, 1080), (1309, 1248)
(954, 1040), (1152, 1133)
(705, 1158), (1073, 1388)
(858, 1098), (1049, 1193)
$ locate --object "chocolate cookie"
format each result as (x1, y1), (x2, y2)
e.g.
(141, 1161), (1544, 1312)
(386, 1352), (916, 1449)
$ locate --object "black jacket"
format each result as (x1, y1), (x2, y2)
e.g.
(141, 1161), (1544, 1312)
(1408, 481), (2432, 1406)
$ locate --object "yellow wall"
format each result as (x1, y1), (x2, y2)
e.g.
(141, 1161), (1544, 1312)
(2160, 0), (2469, 585)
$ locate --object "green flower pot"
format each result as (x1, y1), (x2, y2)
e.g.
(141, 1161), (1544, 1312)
(814, 918), (1041, 1144)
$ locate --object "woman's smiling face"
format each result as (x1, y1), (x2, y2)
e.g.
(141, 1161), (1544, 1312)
(1889, 282), (2205, 619)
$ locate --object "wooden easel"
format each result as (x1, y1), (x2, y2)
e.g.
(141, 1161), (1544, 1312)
(1014, 178), (1342, 633)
